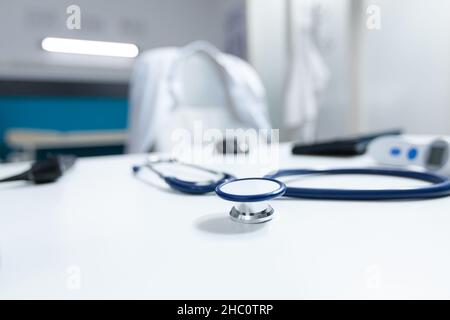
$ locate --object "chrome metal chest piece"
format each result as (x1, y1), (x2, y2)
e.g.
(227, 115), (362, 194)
(215, 178), (287, 224)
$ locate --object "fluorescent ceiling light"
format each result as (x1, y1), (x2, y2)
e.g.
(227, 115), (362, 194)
(41, 37), (139, 58)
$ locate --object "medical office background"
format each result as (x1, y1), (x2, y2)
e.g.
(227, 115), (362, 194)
(0, 0), (449, 162)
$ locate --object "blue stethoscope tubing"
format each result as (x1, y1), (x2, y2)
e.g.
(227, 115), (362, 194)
(265, 168), (450, 200)
(215, 177), (287, 202)
(133, 158), (450, 200)
(161, 173), (235, 195)
(132, 158), (235, 195)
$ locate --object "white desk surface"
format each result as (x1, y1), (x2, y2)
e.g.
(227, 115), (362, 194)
(1, 144), (450, 299)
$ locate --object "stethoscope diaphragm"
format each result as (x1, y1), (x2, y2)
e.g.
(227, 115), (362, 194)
(215, 178), (287, 224)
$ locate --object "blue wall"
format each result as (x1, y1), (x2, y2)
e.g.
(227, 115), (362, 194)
(0, 97), (128, 159)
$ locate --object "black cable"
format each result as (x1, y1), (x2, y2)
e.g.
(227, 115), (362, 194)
(0, 155), (76, 184)
(0, 171), (29, 183)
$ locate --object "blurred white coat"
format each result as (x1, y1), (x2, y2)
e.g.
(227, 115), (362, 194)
(127, 42), (271, 153)
(284, 0), (329, 142)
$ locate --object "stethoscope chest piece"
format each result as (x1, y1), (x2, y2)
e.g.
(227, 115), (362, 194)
(215, 178), (287, 224)
(229, 202), (275, 224)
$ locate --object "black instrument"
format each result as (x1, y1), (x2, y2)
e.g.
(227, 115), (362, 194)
(292, 129), (402, 157)
(0, 155), (77, 184)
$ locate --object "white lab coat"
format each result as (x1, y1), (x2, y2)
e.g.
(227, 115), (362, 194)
(127, 42), (271, 153)
(284, 0), (329, 143)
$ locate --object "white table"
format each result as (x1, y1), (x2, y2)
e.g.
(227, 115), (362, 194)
(1, 144), (450, 299)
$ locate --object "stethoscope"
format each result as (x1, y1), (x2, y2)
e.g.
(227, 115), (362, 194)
(132, 157), (235, 195)
(133, 158), (450, 224)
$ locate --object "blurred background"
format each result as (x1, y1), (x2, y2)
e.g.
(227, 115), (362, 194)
(0, 0), (449, 162)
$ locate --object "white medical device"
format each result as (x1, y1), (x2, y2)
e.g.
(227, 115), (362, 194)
(368, 135), (450, 176)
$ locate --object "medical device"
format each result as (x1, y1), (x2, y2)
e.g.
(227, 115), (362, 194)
(0, 155), (76, 185)
(216, 168), (450, 223)
(265, 168), (450, 200)
(215, 178), (286, 223)
(132, 157), (450, 224)
(292, 129), (401, 157)
(215, 137), (250, 155)
(368, 135), (450, 176)
(132, 157), (235, 195)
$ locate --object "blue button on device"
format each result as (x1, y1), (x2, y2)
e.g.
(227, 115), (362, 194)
(408, 148), (418, 160)
(390, 147), (401, 156)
